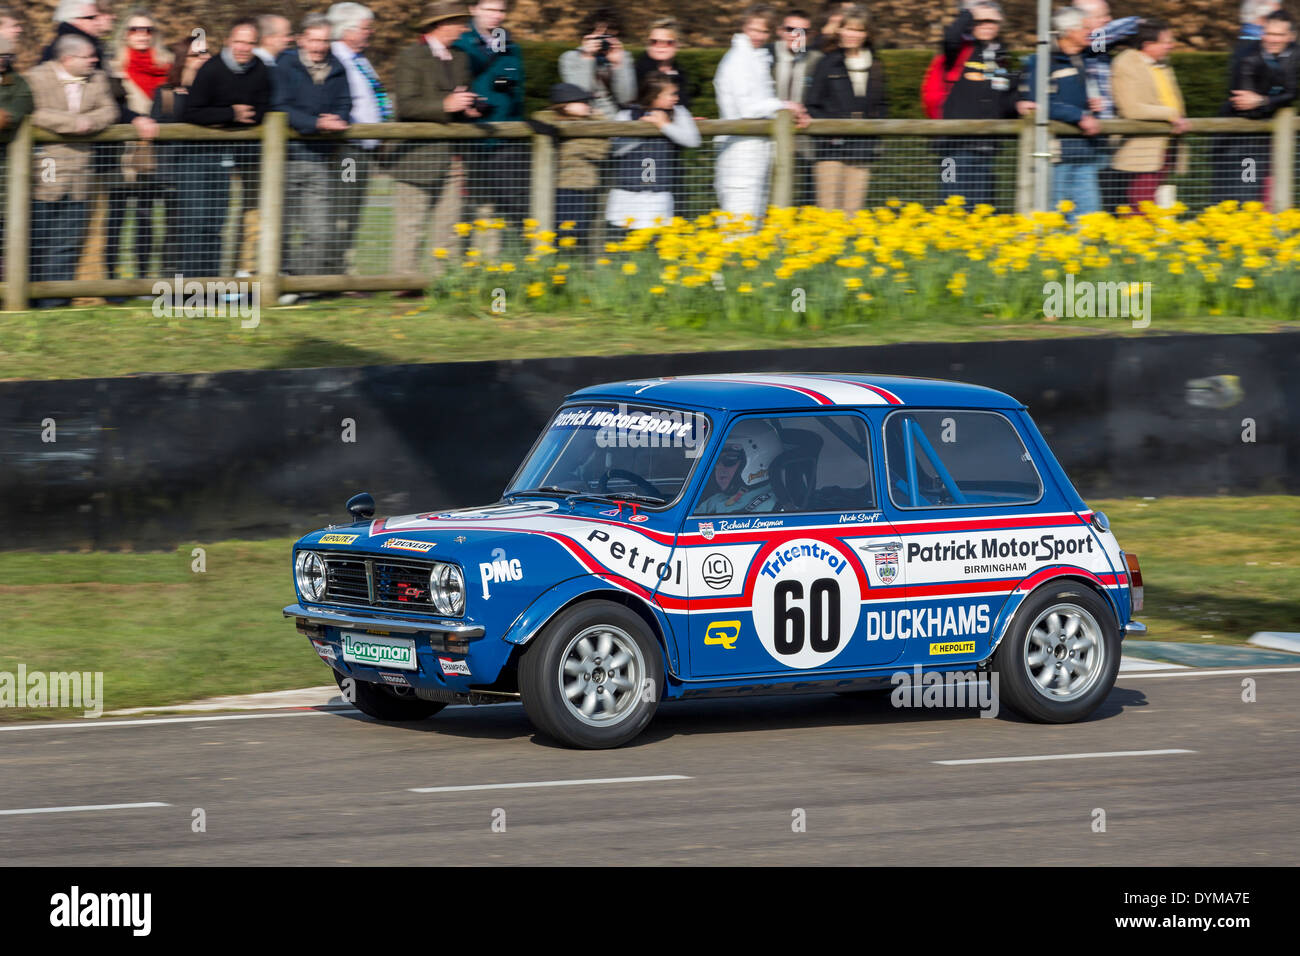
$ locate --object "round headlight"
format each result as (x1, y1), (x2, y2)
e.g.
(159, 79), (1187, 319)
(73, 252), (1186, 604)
(295, 550), (327, 602)
(429, 563), (465, 616)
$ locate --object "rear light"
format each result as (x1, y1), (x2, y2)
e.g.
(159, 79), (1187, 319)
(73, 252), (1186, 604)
(1124, 552), (1144, 613)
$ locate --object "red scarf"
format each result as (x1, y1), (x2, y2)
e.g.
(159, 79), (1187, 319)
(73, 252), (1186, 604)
(126, 47), (169, 101)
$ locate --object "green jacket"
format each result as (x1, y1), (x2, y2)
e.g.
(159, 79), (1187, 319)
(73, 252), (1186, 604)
(452, 27), (524, 123)
(0, 69), (34, 145)
(391, 41), (473, 188)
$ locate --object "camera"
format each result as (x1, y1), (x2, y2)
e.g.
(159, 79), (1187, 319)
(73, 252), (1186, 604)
(472, 95), (491, 114)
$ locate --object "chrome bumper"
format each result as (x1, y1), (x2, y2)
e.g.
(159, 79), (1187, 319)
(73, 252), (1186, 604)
(282, 604), (485, 639)
(1124, 621), (1147, 637)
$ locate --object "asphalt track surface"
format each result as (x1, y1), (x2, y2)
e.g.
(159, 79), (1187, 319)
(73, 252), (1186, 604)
(2, 667), (1297, 865)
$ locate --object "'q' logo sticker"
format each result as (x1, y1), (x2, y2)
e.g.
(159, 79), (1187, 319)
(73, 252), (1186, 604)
(751, 538), (860, 669)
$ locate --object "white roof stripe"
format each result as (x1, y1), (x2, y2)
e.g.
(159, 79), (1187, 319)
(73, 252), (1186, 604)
(665, 374), (888, 406)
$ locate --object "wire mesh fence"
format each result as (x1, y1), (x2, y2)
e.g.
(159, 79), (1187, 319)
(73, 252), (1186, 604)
(2, 110), (1294, 306)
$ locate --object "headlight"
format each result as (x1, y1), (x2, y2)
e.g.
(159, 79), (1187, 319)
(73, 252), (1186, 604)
(295, 550), (327, 602)
(429, 563), (465, 616)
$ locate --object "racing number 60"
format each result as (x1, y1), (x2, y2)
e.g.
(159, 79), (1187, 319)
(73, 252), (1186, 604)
(774, 579), (841, 655)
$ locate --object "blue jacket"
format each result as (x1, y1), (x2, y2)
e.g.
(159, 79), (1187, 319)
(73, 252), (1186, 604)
(273, 49), (353, 160)
(1019, 47), (1103, 163)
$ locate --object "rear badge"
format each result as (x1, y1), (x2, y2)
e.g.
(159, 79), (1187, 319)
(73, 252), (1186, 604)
(439, 657), (471, 677)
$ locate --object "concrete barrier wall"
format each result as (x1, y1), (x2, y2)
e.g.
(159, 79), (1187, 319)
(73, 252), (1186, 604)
(5, 332), (1296, 550)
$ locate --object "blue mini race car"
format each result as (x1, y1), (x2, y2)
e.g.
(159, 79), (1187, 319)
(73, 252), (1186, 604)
(284, 373), (1146, 748)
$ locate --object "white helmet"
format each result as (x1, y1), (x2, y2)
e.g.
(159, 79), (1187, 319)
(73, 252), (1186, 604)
(722, 420), (782, 488)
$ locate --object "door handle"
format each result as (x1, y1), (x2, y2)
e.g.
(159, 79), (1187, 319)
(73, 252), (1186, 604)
(860, 541), (902, 552)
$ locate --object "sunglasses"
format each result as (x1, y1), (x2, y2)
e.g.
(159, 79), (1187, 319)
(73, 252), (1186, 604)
(718, 448), (744, 466)
(649, 38), (677, 46)
(973, 18), (1002, 25)
(128, 25), (155, 33)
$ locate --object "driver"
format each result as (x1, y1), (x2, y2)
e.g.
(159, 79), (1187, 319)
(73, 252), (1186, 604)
(698, 420), (781, 514)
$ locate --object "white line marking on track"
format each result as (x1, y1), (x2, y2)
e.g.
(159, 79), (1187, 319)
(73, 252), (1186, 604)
(410, 775), (691, 794)
(934, 748), (1194, 766)
(0, 802), (171, 817)
(1120, 666), (1300, 679)
(0, 709), (360, 733)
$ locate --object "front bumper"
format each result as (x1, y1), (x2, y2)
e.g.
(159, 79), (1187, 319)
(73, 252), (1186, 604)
(282, 603), (484, 639)
(1124, 621), (1147, 637)
(283, 604), (509, 694)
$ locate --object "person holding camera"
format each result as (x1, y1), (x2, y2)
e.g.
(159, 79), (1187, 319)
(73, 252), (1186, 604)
(559, 6), (637, 119)
(453, 0), (524, 256)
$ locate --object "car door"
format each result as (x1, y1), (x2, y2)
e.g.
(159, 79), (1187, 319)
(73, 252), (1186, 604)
(681, 411), (908, 678)
(878, 408), (1084, 666)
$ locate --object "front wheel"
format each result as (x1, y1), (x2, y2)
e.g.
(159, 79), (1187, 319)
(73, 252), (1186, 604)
(333, 670), (446, 721)
(992, 586), (1120, 723)
(519, 600), (662, 749)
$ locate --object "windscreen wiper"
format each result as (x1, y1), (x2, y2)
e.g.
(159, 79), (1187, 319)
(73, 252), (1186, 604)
(507, 486), (581, 499)
(567, 492), (667, 506)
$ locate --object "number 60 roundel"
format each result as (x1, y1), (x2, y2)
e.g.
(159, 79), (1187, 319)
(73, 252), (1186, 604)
(751, 538), (862, 669)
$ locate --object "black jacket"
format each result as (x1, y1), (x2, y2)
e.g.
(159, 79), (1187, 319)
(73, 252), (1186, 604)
(633, 52), (693, 111)
(941, 9), (1017, 121)
(272, 49), (353, 159)
(183, 54), (272, 128)
(40, 21), (104, 67)
(1220, 42), (1297, 118)
(805, 48), (887, 160)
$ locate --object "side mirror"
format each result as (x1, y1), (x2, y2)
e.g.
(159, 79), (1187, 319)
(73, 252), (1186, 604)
(346, 492), (375, 520)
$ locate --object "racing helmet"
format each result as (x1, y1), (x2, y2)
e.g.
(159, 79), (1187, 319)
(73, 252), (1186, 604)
(720, 420), (782, 488)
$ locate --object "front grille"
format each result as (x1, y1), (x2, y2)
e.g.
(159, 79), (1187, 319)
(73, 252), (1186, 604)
(321, 553), (439, 613)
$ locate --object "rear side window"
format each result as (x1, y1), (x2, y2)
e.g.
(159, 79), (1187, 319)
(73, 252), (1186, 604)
(884, 410), (1042, 509)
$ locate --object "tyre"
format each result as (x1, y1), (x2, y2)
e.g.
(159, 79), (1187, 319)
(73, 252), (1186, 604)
(992, 585), (1120, 723)
(333, 670), (446, 722)
(519, 600), (663, 749)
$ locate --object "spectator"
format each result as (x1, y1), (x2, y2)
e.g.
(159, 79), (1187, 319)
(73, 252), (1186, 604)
(254, 15), (293, 67)
(0, 30), (33, 276)
(0, 7), (23, 50)
(41, 0), (111, 65)
(634, 18), (693, 111)
(805, 5), (885, 214)
(559, 7), (636, 119)
(104, 10), (171, 283)
(813, 1), (853, 54)
(390, 1), (479, 288)
(714, 4), (809, 225)
(150, 35), (209, 275)
(178, 17), (272, 277)
(274, 12), (351, 295)
(607, 72), (700, 230)
(328, 2), (387, 278)
(26, 34), (117, 307)
(1018, 7), (1106, 220)
(1075, 0), (1140, 212)
(1111, 18), (1190, 213)
(936, 1), (1018, 210)
(1214, 10), (1297, 205)
(533, 82), (610, 253)
(773, 7), (821, 206)
(1235, 2), (1283, 69)
(454, 0), (525, 257)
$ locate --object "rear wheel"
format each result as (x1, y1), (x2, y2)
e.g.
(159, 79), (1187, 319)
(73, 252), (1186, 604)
(519, 601), (662, 749)
(993, 585), (1119, 723)
(333, 670), (446, 721)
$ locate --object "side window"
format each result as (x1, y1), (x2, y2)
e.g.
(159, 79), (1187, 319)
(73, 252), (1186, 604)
(694, 415), (875, 515)
(885, 410), (1042, 509)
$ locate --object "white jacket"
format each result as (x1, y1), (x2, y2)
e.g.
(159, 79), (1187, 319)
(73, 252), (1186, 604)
(713, 33), (785, 144)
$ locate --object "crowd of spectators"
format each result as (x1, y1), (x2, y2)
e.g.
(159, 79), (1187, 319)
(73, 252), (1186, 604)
(0, 0), (1295, 304)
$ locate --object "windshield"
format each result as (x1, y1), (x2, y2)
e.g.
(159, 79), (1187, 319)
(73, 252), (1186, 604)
(507, 403), (711, 507)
